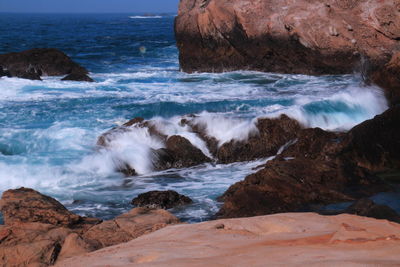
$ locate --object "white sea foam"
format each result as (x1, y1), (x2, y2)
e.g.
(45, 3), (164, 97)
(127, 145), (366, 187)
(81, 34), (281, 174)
(129, 16), (163, 19)
(273, 85), (388, 131)
(192, 112), (259, 146)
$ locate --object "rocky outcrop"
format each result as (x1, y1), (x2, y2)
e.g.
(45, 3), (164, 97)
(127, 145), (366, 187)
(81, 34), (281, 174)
(0, 48), (93, 82)
(175, 0), (400, 104)
(340, 105), (400, 172)
(217, 106), (400, 218)
(0, 188), (83, 227)
(216, 115), (301, 163)
(55, 213), (400, 267)
(0, 188), (179, 267)
(82, 208), (180, 248)
(97, 114), (303, 175)
(344, 198), (400, 223)
(132, 190), (193, 209)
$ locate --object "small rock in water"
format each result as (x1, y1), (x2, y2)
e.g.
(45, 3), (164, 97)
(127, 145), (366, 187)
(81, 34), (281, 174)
(132, 190), (193, 209)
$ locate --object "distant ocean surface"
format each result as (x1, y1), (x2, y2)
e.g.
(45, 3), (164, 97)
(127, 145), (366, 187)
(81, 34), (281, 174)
(0, 13), (395, 222)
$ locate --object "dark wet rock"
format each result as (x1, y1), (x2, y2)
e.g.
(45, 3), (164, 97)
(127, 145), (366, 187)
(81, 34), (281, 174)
(340, 105), (400, 172)
(61, 72), (94, 82)
(163, 135), (211, 168)
(0, 66), (11, 78)
(216, 156), (387, 218)
(0, 188), (179, 266)
(344, 198), (400, 223)
(0, 48), (93, 82)
(175, 0), (400, 105)
(181, 116), (220, 156)
(216, 115), (301, 164)
(115, 162), (137, 177)
(132, 190), (193, 209)
(217, 105), (400, 219)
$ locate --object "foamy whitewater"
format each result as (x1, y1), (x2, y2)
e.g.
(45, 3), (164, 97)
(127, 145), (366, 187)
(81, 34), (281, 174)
(0, 13), (395, 222)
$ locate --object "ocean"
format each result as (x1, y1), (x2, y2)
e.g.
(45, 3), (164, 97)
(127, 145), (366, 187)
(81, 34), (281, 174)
(0, 13), (396, 223)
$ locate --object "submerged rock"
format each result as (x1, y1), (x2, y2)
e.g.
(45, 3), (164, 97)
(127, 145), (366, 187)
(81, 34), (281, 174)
(0, 188), (179, 266)
(0, 48), (94, 82)
(175, 0), (400, 104)
(61, 72), (94, 82)
(132, 190), (193, 209)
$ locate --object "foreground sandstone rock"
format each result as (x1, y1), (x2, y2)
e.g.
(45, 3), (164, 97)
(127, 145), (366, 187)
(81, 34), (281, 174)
(175, 0), (400, 104)
(0, 188), (179, 266)
(0, 48), (94, 82)
(56, 213), (400, 267)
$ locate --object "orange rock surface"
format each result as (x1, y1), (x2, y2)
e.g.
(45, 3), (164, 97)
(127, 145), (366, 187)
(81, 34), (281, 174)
(56, 213), (400, 266)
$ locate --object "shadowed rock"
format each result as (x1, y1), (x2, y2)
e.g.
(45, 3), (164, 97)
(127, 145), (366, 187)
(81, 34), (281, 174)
(0, 48), (93, 82)
(216, 115), (301, 163)
(344, 198), (400, 223)
(132, 190), (193, 209)
(217, 106), (400, 219)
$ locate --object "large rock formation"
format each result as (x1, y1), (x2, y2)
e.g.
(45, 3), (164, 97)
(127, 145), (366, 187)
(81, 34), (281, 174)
(175, 0), (400, 104)
(0, 48), (94, 82)
(217, 106), (400, 218)
(55, 213), (400, 267)
(0, 188), (179, 266)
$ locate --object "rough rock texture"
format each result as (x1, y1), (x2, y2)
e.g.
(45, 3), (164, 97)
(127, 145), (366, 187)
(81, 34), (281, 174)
(175, 0), (400, 104)
(56, 213), (400, 267)
(217, 157), (386, 218)
(0, 187), (82, 226)
(132, 190), (193, 209)
(344, 198), (400, 223)
(340, 105), (400, 172)
(83, 208), (180, 248)
(217, 106), (400, 218)
(0, 188), (179, 267)
(216, 115), (301, 163)
(0, 48), (93, 82)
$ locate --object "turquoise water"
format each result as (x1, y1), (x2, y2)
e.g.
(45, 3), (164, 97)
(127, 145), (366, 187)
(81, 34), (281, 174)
(0, 14), (391, 222)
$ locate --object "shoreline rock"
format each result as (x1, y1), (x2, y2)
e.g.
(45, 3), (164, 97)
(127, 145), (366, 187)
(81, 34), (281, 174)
(0, 48), (94, 82)
(0, 188), (179, 266)
(55, 213), (400, 267)
(217, 106), (400, 219)
(175, 0), (400, 105)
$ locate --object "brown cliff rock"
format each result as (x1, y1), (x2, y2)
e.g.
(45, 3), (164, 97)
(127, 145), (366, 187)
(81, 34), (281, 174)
(175, 0), (400, 103)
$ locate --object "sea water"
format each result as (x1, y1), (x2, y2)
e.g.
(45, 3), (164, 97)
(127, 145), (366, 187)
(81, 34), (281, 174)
(0, 13), (393, 222)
